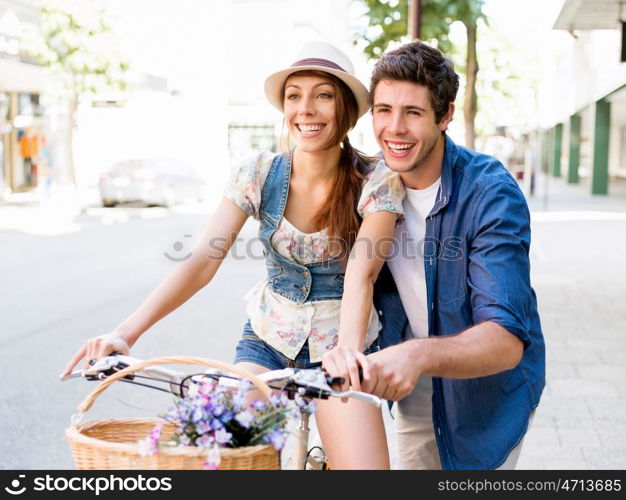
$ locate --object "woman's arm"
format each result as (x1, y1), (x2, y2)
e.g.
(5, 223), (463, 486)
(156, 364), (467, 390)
(322, 211), (398, 391)
(61, 198), (248, 376)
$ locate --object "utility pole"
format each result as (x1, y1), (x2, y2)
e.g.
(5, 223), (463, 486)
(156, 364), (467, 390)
(409, 0), (422, 39)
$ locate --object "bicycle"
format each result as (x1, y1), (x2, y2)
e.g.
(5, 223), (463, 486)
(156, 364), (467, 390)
(62, 354), (382, 470)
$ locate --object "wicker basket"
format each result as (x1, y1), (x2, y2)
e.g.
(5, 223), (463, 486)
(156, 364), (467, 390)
(65, 356), (280, 470)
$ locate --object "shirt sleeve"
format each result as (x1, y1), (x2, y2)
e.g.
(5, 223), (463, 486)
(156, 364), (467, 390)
(223, 151), (275, 219)
(468, 180), (534, 347)
(357, 161), (406, 219)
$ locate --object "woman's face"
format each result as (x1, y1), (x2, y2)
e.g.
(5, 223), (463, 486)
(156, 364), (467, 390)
(283, 74), (338, 153)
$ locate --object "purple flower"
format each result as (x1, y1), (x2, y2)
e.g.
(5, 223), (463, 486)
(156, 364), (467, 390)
(211, 402), (225, 417)
(235, 410), (254, 429)
(214, 428), (232, 445)
(232, 391), (246, 411)
(269, 393), (280, 408)
(294, 394), (316, 414)
(217, 410), (234, 424)
(264, 428), (286, 451)
(250, 400), (267, 411)
(238, 379), (252, 393)
(196, 434), (213, 448)
(191, 407), (204, 423)
(269, 391), (289, 408)
(210, 419), (224, 431)
(196, 421), (212, 434)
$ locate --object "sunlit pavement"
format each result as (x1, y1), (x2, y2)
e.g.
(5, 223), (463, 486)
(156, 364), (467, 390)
(0, 186), (214, 236)
(517, 174), (626, 469)
(2, 174), (626, 469)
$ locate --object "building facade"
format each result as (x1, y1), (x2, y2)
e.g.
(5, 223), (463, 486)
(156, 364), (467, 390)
(545, 0), (626, 195)
(0, 0), (49, 197)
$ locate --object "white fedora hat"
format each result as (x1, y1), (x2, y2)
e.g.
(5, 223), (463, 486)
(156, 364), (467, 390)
(264, 41), (370, 118)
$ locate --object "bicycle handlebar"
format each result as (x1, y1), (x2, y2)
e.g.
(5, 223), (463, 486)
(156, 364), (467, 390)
(62, 355), (383, 408)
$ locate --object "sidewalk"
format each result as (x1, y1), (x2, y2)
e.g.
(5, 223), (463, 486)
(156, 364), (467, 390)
(525, 173), (626, 213)
(0, 186), (204, 236)
(517, 173), (626, 469)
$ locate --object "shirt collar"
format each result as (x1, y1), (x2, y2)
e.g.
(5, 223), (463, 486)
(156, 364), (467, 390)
(429, 134), (458, 217)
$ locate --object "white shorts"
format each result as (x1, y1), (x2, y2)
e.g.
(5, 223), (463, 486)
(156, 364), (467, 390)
(394, 404), (535, 470)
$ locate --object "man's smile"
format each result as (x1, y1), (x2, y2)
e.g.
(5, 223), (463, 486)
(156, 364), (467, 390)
(384, 140), (416, 158)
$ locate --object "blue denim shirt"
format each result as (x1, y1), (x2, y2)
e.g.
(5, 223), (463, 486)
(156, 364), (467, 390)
(373, 135), (546, 470)
(259, 151), (345, 303)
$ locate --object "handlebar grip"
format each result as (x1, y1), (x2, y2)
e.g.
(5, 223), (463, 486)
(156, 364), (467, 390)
(332, 390), (382, 408)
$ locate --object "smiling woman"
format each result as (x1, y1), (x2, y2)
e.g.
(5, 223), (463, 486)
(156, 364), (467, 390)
(62, 41), (405, 470)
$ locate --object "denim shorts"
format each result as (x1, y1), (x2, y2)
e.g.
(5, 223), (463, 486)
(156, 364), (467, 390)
(233, 320), (380, 371)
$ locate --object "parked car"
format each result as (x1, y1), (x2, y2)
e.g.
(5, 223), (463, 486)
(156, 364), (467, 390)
(98, 158), (207, 207)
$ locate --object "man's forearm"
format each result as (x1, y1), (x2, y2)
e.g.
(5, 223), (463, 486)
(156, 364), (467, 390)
(411, 321), (524, 379)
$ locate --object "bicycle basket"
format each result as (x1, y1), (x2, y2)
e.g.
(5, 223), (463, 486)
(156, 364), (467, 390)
(65, 356), (280, 470)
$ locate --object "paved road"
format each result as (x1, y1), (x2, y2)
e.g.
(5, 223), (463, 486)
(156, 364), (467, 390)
(0, 205), (265, 468)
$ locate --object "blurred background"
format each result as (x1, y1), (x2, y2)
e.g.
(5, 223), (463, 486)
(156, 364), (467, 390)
(1, 0), (625, 470)
(2, 0), (624, 210)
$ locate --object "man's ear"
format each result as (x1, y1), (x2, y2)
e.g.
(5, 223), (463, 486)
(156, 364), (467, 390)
(438, 102), (455, 132)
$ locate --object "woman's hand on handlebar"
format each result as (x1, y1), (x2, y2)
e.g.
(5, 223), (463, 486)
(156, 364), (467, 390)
(321, 344), (369, 396)
(60, 331), (131, 378)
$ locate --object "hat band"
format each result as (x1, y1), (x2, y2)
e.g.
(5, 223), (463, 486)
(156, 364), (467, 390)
(292, 58), (347, 73)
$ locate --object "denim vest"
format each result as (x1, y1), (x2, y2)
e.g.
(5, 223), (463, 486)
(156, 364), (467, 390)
(259, 151), (345, 305)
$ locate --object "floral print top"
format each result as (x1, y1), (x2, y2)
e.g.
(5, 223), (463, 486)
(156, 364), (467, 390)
(224, 151), (405, 362)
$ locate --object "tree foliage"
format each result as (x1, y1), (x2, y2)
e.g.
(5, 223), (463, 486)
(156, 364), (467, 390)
(356, 0), (485, 60)
(21, 0), (130, 191)
(24, 0), (130, 99)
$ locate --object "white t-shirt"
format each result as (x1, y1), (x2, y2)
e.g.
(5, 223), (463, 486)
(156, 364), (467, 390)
(386, 178), (441, 417)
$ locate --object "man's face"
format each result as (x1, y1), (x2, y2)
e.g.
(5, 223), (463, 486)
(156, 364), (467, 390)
(372, 79), (452, 174)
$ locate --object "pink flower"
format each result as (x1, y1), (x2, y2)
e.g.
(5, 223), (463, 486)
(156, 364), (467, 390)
(203, 445), (221, 470)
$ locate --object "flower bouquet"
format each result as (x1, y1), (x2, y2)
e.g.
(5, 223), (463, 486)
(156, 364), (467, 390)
(138, 377), (304, 469)
(66, 356), (314, 470)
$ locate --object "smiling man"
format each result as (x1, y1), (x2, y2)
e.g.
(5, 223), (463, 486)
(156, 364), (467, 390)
(364, 41), (546, 470)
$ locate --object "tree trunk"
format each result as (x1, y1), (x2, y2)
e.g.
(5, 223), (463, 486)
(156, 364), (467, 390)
(66, 97), (78, 188)
(464, 22), (478, 150)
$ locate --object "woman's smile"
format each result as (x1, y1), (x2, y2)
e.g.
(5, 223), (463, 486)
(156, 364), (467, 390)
(296, 122), (326, 138)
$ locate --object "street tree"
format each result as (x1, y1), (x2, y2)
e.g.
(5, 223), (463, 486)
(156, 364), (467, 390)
(23, 0), (130, 189)
(355, 0), (486, 149)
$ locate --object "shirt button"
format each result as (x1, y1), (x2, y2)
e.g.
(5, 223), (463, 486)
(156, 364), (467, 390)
(300, 285), (307, 293)
(378, 310), (383, 316)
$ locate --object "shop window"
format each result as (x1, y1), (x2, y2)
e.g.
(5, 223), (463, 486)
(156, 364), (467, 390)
(18, 93), (42, 117)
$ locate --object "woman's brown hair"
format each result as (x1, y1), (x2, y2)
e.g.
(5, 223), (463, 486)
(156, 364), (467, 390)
(282, 70), (372, 260)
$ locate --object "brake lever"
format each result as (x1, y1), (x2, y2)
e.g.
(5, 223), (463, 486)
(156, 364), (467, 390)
(60, 354), (140, 382)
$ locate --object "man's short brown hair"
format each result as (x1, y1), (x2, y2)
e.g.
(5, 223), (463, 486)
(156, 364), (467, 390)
(370, 41), (459, 123)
